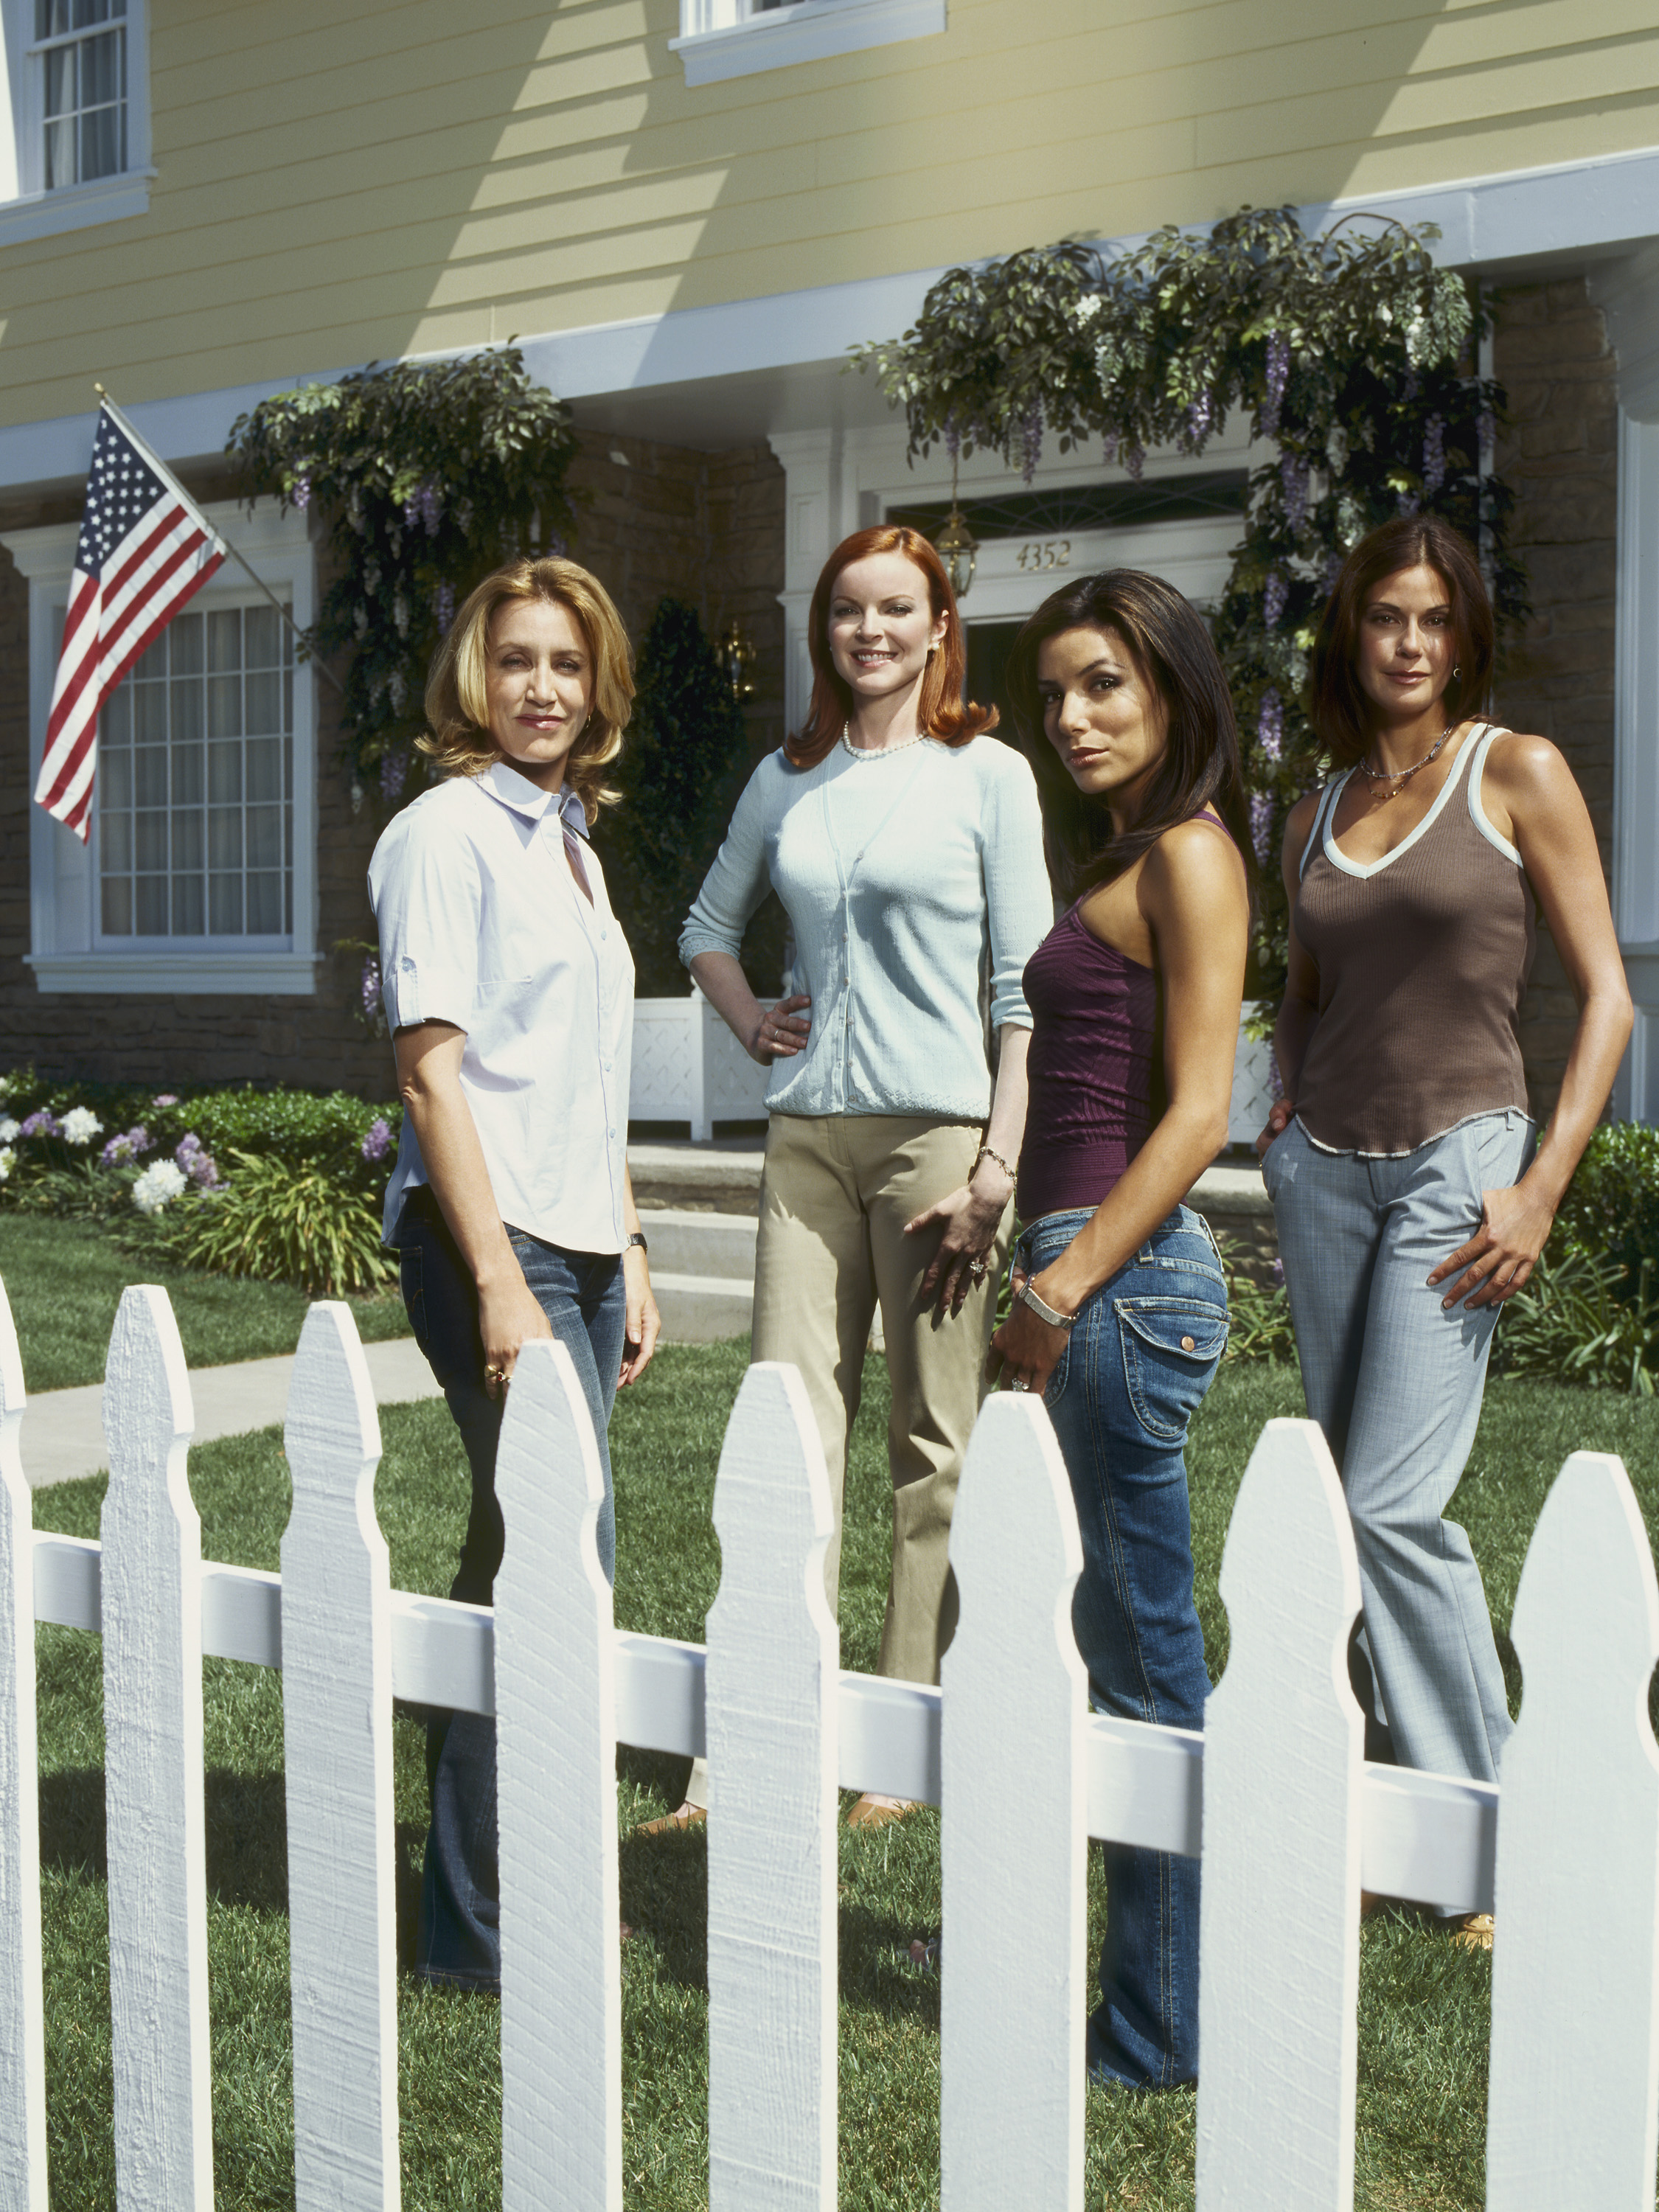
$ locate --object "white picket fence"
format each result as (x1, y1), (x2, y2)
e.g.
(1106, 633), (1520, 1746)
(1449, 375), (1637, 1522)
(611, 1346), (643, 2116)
(3, 1276), (1658, 2211)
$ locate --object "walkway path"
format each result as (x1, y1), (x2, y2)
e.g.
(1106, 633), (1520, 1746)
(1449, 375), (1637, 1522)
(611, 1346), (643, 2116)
(22, 1335), (442, 1492)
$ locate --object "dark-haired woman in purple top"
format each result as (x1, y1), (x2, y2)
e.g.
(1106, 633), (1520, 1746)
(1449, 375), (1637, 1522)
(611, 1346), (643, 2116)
(987, 570), (1252, 2091)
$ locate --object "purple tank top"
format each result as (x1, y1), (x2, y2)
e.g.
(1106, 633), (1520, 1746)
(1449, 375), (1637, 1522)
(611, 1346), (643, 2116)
(1018, 903), (1160, 1221)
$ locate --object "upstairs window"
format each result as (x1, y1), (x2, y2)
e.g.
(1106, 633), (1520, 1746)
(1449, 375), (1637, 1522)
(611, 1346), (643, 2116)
(671, 0), (945, 88)
(35, 0), (127, 189)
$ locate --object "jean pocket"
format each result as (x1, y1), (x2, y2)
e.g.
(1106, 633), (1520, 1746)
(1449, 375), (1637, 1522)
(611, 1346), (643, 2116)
(1116, 1295), (1228, 1442)
(400, 1245), (431, 1357)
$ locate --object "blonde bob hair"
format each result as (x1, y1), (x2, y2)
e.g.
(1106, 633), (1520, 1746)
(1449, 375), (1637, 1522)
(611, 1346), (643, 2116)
(419, 555), (633, 822)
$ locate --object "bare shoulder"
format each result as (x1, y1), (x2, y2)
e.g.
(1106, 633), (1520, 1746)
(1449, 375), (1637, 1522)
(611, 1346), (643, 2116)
(1283, 787), (1322, 848)
(1139, 815), (1248, 917)
(1481, 728), (1572, 799)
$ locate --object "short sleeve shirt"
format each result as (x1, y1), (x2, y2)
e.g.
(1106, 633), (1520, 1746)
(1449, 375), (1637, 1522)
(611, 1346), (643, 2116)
(368, 759), (635, 1251)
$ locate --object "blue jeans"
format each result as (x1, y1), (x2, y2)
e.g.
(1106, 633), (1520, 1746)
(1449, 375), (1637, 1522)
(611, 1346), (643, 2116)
(1266, 1110), (1528, 1790)
(1015, 1204), (1228, 2090)
(395, 1187), (625, 1992)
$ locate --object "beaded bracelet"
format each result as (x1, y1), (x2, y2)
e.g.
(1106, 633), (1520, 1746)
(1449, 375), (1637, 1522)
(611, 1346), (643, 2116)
(973, 1144), (1017, 1184)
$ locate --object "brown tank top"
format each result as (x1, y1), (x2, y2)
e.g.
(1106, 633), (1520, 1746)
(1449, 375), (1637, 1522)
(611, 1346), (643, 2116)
(1293, 725), (1537, 1155)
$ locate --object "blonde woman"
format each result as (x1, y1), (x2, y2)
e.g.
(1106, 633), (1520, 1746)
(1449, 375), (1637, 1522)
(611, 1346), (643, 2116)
(369, 555), (660, 1992)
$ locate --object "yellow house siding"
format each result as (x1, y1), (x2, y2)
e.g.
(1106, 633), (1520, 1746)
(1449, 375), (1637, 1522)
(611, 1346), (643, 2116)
(3, 0), (1659, 428)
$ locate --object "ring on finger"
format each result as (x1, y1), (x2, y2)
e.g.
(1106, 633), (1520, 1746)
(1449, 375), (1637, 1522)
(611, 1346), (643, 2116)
(1009, 1373), (1030, 1393)
(967, 1257), (989, 1282)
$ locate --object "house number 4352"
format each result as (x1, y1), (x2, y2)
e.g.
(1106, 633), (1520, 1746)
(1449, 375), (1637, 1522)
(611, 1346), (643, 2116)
(1017, 540), (1071, 571)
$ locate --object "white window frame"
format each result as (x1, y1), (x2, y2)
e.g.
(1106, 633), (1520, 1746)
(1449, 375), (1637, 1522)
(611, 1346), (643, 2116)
(0, 0), (152, 247)
(7, 497), (321, 995)
(670, 0), (944, 87)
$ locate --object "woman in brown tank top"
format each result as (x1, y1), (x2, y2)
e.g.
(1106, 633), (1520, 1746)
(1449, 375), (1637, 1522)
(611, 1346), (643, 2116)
(1258, 517), (1630, 1931)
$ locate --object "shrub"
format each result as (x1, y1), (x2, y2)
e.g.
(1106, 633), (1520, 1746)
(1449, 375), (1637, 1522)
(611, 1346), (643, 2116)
(1214, 1238), (1296, 1365)
(1497, 1245), (1656, 1398)
(1551, 1121), (1659, 1305)
(150, 1151), (394, 1298)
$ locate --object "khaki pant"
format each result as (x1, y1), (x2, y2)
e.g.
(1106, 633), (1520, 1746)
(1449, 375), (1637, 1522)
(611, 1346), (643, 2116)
(684, 1113), (1010, 1809)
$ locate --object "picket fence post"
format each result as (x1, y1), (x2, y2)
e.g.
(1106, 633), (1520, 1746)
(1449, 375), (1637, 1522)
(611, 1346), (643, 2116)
(939, 1392), (1087, 2212)
(495, 1338), (622, 2212)
(100, 1284), (215, 2211)
(1486, 1451), (1659, 2212)
(1196, 1417), (1363, 2212)
(0, 1274), (46, 2210)
(706, 1360), (838, 2212)
(280, 1303), (400, 2211)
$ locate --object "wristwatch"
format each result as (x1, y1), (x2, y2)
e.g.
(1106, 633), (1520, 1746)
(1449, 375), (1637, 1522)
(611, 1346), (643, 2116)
(625, 1231), (649, 1255)
(1016, 1280), (1076, 1331)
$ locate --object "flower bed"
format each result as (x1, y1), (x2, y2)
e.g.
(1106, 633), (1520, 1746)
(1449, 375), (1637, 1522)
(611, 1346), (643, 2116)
(0, 1068), (400, 1298)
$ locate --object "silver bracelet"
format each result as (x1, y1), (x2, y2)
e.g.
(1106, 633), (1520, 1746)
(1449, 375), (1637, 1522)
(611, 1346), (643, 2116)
(1016, 1280), (1077, 1332)
(974, 1144), (1017, 1184)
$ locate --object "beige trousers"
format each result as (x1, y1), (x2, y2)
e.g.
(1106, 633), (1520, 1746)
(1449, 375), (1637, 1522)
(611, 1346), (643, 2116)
(683, 1113), (1010, 1810)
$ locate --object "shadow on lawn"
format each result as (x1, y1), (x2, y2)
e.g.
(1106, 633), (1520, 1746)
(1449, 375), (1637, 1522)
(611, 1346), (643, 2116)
(40, 1767), (293, 1914)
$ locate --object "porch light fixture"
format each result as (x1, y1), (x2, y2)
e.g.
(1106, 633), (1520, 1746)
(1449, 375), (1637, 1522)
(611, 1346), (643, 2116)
(933, 462), (978, 600)
(718, 619), (757, 700)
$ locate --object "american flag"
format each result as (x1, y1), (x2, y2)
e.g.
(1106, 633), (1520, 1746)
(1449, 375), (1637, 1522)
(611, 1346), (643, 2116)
(33, 400), (227, 841)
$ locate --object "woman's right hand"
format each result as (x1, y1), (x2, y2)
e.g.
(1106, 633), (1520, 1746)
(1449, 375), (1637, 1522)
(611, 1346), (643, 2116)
(748, 993), (813, 1065)
(477, 1269), (554, 1398)
(1255, 1097), (1295, 1163)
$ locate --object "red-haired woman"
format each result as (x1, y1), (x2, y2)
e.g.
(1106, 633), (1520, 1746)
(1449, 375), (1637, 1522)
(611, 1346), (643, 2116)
(1259, 516), (1631, 1877)
(663, 524), (1050, 1829)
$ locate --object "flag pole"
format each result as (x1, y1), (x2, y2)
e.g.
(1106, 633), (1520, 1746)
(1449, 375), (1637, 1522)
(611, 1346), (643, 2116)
(92, 383), (345, 695)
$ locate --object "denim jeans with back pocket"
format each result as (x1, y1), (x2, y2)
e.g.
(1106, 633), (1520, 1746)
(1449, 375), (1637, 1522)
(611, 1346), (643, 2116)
(1015, 1203), (1228, 2089)
(395, 1185), (625, 1992)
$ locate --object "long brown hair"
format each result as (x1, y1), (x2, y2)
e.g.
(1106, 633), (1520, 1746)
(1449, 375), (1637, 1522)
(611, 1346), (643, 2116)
(1006, 568), (1256, 908)
(420, 556), (634, 824)
(785, 524), (995, 769)
(1308, 516), (1494, 767)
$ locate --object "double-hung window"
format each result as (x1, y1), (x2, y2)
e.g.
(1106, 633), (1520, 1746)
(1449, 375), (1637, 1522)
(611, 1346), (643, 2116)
(0, 0), (151, 243)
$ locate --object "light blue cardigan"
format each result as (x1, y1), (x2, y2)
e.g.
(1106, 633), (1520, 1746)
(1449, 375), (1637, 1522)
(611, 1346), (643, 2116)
(679, 735), (1051, 1121)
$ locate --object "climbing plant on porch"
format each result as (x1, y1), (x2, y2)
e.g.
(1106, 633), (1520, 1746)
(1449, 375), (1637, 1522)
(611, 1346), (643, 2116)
(226, 346), (580, 809)
(853, 206), (1528, 998)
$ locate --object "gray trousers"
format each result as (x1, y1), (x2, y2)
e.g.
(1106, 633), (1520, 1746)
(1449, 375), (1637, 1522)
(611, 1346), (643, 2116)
(1265, 1109), (1531, 1786)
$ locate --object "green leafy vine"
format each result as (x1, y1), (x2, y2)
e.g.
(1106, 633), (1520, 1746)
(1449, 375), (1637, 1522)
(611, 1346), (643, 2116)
(853, 206), (1528, 998)
(226, 346), (579, 805)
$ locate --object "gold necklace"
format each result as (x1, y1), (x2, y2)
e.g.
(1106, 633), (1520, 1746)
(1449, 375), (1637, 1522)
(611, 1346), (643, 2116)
(1359, 720), (1455, 802)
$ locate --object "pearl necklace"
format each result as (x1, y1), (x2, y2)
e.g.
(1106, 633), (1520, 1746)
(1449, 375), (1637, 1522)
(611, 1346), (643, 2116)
(840, 724), (931, 760)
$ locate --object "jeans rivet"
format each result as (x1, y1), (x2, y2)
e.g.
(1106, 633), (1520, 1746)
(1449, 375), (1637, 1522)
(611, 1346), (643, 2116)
(1180, 1335), (1196, 1351)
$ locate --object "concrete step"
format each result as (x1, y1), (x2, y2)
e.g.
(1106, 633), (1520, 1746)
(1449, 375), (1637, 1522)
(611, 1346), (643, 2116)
(630, 1139), (762, 1215)
(650, 1272), (754, 1344)
(637, 1207), (758, 1281)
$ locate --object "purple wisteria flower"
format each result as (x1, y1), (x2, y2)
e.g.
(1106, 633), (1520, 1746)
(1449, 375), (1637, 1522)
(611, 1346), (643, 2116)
(380, 749), (408, 802)
(434, 580), (455, 635)
(403, 480), (444, 537)
(1263, 570), (1287, 632)
(1270, 1256), (1285, 1288)
(1280, 453), (1309, 535)
(1260, 330), (1290, 439)
(944, 420), (961, 465)
(175, 1133), (219, 1189)
(291, 476), (312, 511)
(1184, 394), (1211, 446)
(1256, 688), (1284, 762)
(361, 1116), (393, 1164)
(1249, 790), (1275, 864)
(101, 1125), (151, 1166)
(361, 954), (383, 1025)
(1422, 414), (1446, 498)
(18, 1110), (58, 1139)
(1123, 444), (1145, 482)
(1020, 400), (1044, 485)
(1323, 550), (1344, 594)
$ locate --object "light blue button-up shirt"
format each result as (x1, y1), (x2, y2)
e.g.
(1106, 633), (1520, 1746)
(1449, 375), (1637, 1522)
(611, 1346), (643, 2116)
(680, 736), (1051, 1121)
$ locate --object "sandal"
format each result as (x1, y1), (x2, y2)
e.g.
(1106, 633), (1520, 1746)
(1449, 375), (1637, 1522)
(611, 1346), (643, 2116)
(636, 1801), (706, 1836)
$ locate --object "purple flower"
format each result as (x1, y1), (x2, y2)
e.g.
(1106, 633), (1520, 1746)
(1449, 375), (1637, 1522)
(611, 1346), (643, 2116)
(361, 1116), (392, 1164)
(1102, 434), (1118, 467)
(945, 420), (961, 465)
(380, 748), (408, 802)
(152, 1093), (178, 1107)
(100, 1124), (151, 1166)
(1280, 453), (1309, 535)
(1249, 790), (1276, 864)
(1020, 400), (1044, 485)
(19, 1110), (58, 1138)
(1257, 688), (1283, 762)
(1261, 330), (1290, 439)
(1396, 490), (1421, 517)
(361, 955), (383, 1025)
(173, 1133), (218, 1187)
(1270, 1256), (1285, 1287)
(291, 476), (311, 511)
(1263, 570), (1287, 632)
(1184, 394), (1211, 445)
(1323, 550), (1344, 594)
(434, 580), (455, 635)
(1422, 414), (1446, 498)
(404, 479), (444, 538)
(1124, 444), (1145, 482)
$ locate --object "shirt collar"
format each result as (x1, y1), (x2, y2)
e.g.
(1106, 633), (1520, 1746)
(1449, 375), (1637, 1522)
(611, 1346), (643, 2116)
(481, 757), (591, 840)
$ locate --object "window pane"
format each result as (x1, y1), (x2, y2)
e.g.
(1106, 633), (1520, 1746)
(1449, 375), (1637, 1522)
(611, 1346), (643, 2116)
(134, 746), (167, 806)
(133, 682), (167, 742)
(246, 874), (283, 934)
(208, 741), (240, 804)
(171, 742), (204, 806)
(82, 27), (121, 102)
(245, 670), (281, 734)
(171, 810), (203, 873)
(43, 46), (73, 119)
(172, 876), (204, 936)
(80, 99), (122, 184)
(245, 736), (282, 802)
(209, 874), (241, 934)
(134, 810), (166, 871)
(207, 672), (240, 739)
(102, 750), (131, 811)
(101, 808), (131, 871)
(170, 683), (202, 745)
(102, 875), (131, 934)
(208, 807), (241, 870)
(101, 687), (131, 745)
(244, 605), (280, 665)
(133, 632), (167, 681)
(135, 876), (167, 934)
(43, 116), (74, 190)
(246, 804), (283, 869)
(207, 608), (241, 672)
(170, 615), (203, 675)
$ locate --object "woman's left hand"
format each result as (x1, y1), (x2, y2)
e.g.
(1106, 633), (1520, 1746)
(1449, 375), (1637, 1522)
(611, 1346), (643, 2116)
(619, 1245), (661, 1385)
(1427, 1180), (1555, 1310)
(984, 1267), (1069, 1396)
(906, 1172), (1009, 1318)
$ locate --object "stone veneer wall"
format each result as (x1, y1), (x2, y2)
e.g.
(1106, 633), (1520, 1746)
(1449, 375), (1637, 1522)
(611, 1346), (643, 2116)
(0, 430), (785, 1093)
(1490, 277), (1619, 1121)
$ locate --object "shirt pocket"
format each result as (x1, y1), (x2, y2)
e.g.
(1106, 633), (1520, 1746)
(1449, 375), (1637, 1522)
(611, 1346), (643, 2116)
(1115, 1295), (1229, 1444)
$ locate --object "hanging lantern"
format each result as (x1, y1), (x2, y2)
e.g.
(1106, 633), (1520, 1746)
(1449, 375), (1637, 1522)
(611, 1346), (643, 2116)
(933, 462), (978, 599)
(718, 619), (757, 700)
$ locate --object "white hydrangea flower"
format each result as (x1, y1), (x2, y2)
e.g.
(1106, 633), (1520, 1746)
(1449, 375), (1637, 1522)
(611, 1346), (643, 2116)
(132, 1159), (188, 1215)
(0, 1147), (13, 1182)
(0, 1117), (17, 1143)
(60, 1106), (103, 1147)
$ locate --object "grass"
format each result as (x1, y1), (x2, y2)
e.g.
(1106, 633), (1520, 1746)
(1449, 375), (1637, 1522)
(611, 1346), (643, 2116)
(27, 1314), (1659, 2208)
(0, 1212), (409, 1393)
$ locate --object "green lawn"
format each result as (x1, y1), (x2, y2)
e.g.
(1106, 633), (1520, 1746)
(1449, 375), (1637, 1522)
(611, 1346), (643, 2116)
(0, 1213), (410, 1393)
(27, 1319), (1659, 2208)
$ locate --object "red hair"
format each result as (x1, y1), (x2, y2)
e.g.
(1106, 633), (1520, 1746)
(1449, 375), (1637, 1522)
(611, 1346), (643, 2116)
(785, 524), (996, 769)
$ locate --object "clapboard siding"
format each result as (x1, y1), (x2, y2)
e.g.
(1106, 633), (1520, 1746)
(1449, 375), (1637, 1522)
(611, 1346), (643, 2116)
(4, 0), (1659, 421)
